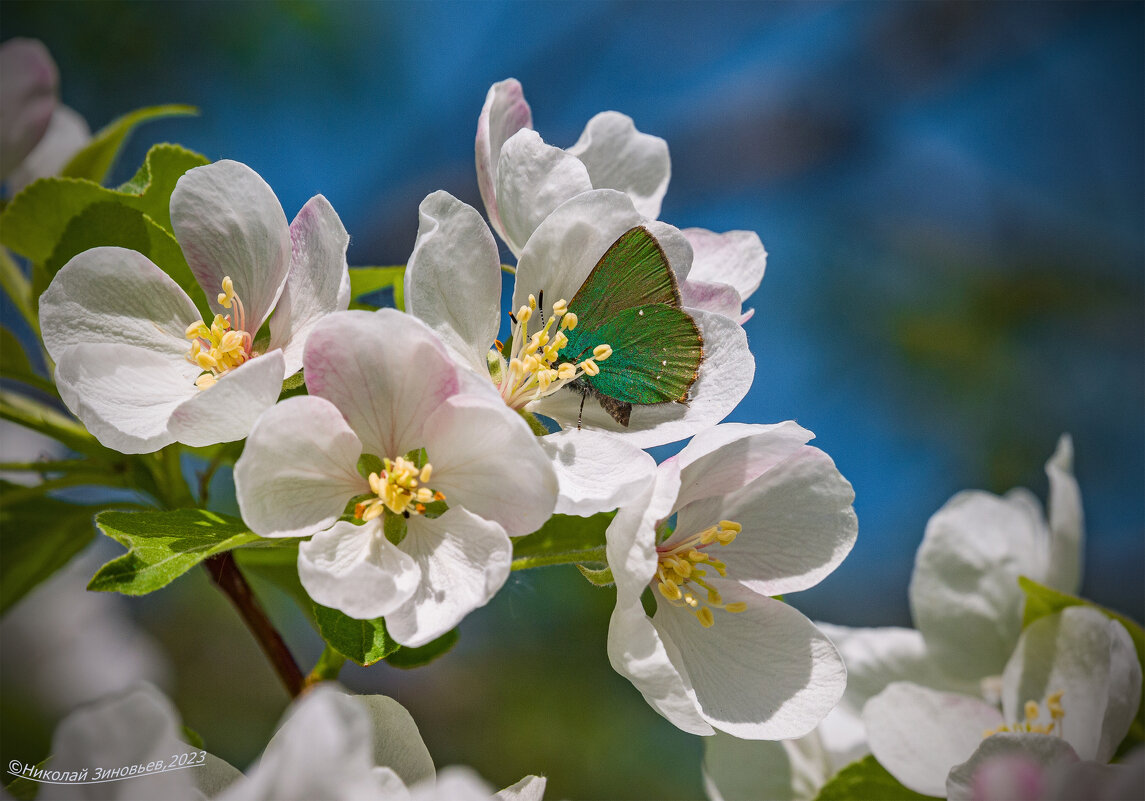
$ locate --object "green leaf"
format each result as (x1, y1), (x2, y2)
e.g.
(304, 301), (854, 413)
(4, 755), (49, 800)
(575, 562), (615, 587)
(0, 327), (54, 395)
(60, 104), (197, 185)
(89, 509), (260, 595)
(0, 480), (102, 614)
(385, 628), (459, 669)
(812, 755), (940, 801)
(511, 511), (614, 567)
(1019, 575), (1145, 756)
(312, 602), (400, 666)
(348, 265), (405, 311)
(0, 246), (35, 333)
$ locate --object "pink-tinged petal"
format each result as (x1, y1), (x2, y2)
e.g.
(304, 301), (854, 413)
(39, 246), (202, 363)
(234, 395), (367, 539)
(495, 129), (593, 257)
(607, 592), (713, 736)
(606, 459), (682, 601)
(864, 682), (1004, 797)
(420, 394), (556, 537)
(385, 508), (511, 647)
(268, 194), (351, 376)
(297, 519), (421, 621)
(1045, 434), (1084, 595)
(512, 188), (644, 321)
(680, 279), (742, 320)
(656, 589), (846, 740)
(946, 733), (1079, 801)
(0, 38), (57, 179)
(642, 219), (695, 283)
(675, 446), (857, 596)
(541, 428), (657, 517)
(1002, 606), (1141, 763)
(53, 343), (198, 454)
(303, 309), (460, 459)
(476, 78), (532, 245)
(683, 228), (767, 303)
(7, 104), (90, 194)
(166, 349), (286, 448)
(674, 421), (814, 510)
(170, 160), (291, 332)
(567, 111), (670, 221)
(405, 191), (503, 376)
(532, 308), (754, 449)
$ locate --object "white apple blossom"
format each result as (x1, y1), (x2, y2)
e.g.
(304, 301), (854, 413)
(234, 309), (558, 646)
(38, 159), (351, 454)
(864, 606), (1142, 798)
(910, 434), (1084, 681)
(476, 79), (766, 321)
(605, 422), (857, 739)
(405, 189), (754, 458)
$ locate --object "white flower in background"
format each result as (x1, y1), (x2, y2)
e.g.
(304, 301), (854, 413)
(234, 309), (557, 646)
(909, 434), (1084, 681)
(39, 159), (351, 454)
(863, 606), (1142, 798)
(606, 422), (857, 739)
(476, 78), (766, 322)
(0, 37), (90, 195)
(406, 188), (754, 461)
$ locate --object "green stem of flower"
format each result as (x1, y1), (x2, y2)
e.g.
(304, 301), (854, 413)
(511, 545), (607, 572)
(0, 246), (38, 336)
(304, 645), (347, 689)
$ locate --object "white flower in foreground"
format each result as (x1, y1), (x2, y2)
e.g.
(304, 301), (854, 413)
(910, 434), (1084, 681)
(476, 78), (766, 321)
(864, 606), (1142, 798)
(606, 422), (857, 739)
(406, 188), (754, 457)
(39, 159), (350, 454)
(0, 38), (90, 195)
(234, 309), (557, 646)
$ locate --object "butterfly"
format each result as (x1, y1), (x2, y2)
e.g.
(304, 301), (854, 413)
(557, 225), (703, 426)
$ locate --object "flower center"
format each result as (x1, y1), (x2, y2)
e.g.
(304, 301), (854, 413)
(185, 276), (256, 390)
(983, 690), (1065, 738)
(490, 294), (613, 409)
(654, 520), (746, 628)
(354, 456), (445, 521)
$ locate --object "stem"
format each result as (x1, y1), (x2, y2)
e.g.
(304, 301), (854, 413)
(304, 645), (347, 688)
(0, 246), (37, 335)
(204, 552), (305, 698)
(511, 545), (607, 572)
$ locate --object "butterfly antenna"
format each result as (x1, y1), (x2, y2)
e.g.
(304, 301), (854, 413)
(538, 289), (544, 328)
(577, 391), (586, 430)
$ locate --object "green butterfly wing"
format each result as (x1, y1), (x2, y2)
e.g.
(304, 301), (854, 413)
(566, 226), (680, 323)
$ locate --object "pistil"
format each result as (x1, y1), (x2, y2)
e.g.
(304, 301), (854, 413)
(355, 457), (445, 521)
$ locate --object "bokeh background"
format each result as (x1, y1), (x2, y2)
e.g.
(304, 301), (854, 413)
(1, 2), (1142, 799)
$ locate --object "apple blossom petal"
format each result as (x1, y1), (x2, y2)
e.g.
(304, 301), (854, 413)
(864, 682), (1004, 797)
(41, 683), (200, 801)
(683, 228), (767, 303)
(170, 160), (291, 332)
(532, 309), (754, 449)
(680, 279), (743, 320)
(703, 730), (830, 801)
(167, 349), (285, 447)
(605, 459), (682, 600)
(234, 395), (367, 539)
(946, 732), (1080, 801)
(297, 519), (421, 620)
(1045, 434), (1084, 594)
(0, 38), (57, 179)
(540, 428), (657, 517)
(607, 592), (713, 736)
(405, 191), (503, 376)
(642, 219), (695, 283)
(268, 194), (351, 376)
(39, 246), (202, 362)
(567, 111), (670, 221)
(675, 446), (856, 596)
(673, 421), (814, 510)
(910, 488), (1048, 681)
(420, 394), (556, 537)
(476, 78), (532, 244)
(495, 129), (594, 257)
(656, 589), (846, 740)
(1001, 606), (1141, 763)
(356, 695), (435, 787)
(7, 103), (90, 194)
(303, 309), (460, 459)
(512, 188), (643, 317)
(494, 775), (547, 801)
(385, 509), (512, 647)
(54, 343), (199, 454)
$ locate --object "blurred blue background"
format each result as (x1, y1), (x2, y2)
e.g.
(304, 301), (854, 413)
(2, 2), (1142, 798)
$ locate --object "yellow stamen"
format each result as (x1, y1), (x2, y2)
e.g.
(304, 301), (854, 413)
(653, 520), (744, 628)
(355, 455), (446, 520)
(186, 276), (256, 391)
(984, 691), (1066, 738)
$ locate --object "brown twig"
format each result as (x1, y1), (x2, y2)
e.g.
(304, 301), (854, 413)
(203, 552), (305, 697)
